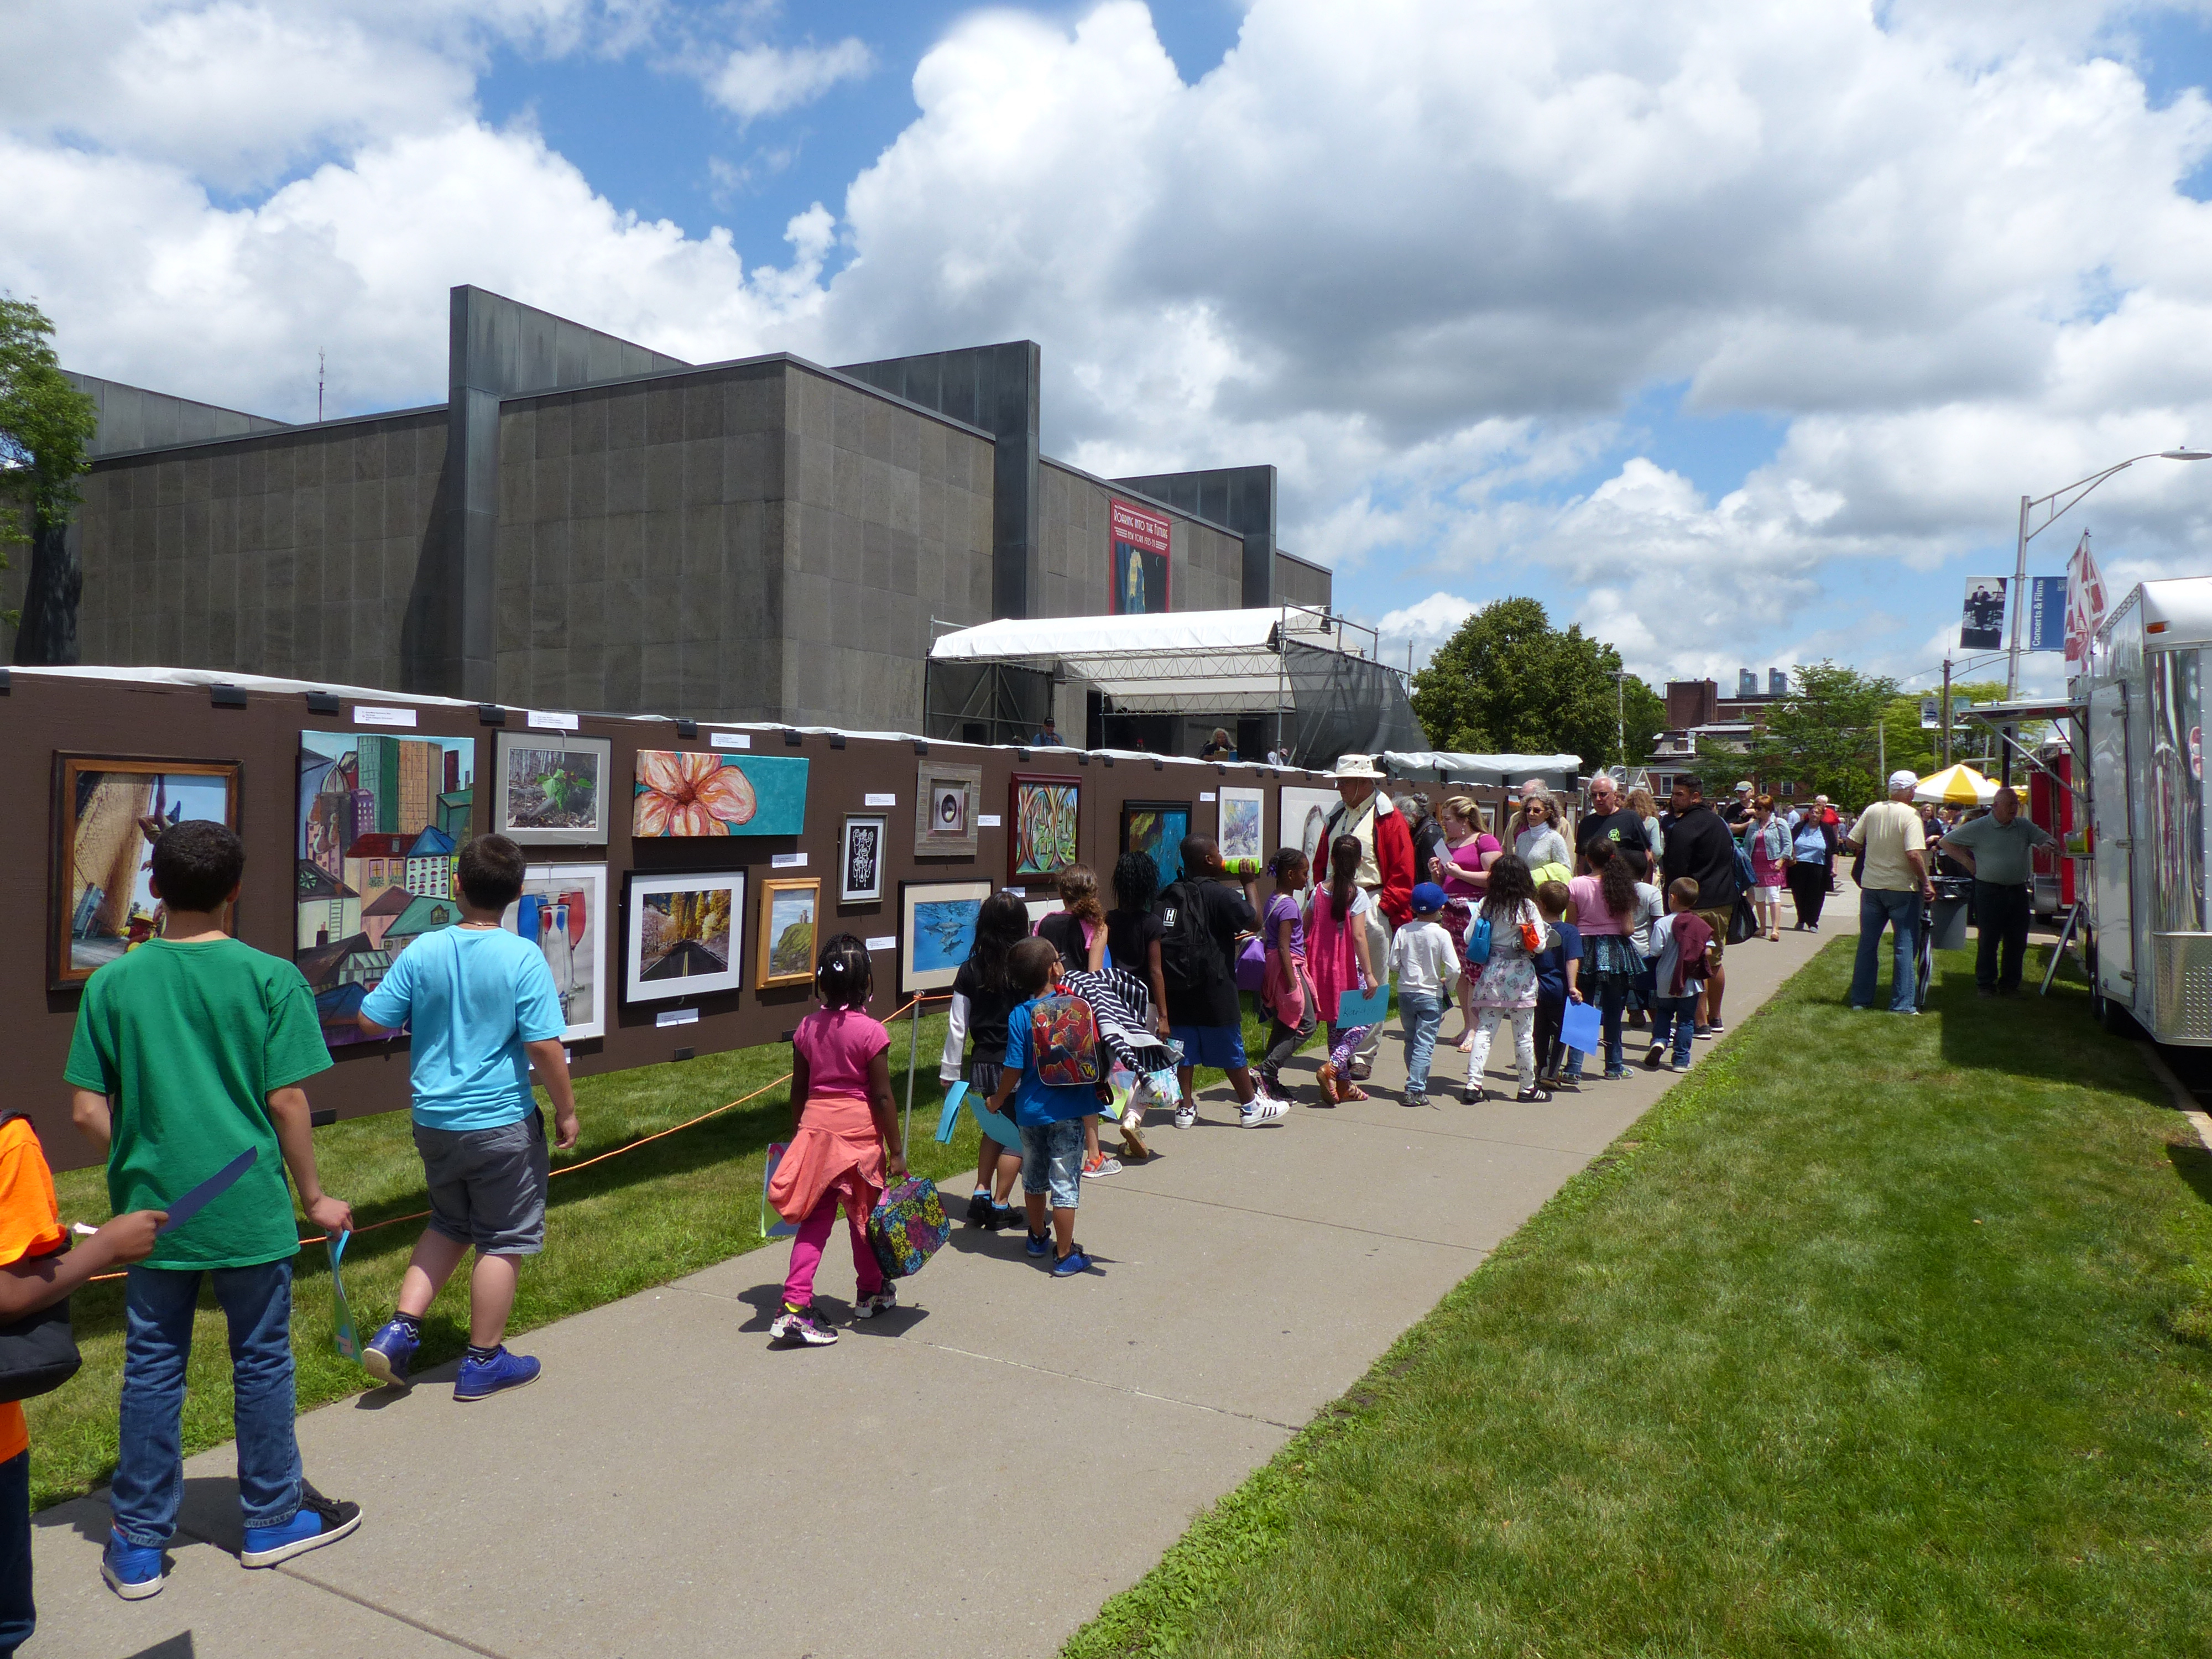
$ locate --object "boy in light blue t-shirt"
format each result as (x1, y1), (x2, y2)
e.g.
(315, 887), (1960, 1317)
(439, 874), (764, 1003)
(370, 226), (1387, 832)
(984, 937), (1107, 1278)
(356, 834), (578, 1401)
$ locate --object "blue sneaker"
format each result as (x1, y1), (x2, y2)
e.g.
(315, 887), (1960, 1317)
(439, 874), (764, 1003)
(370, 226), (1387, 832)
(1024, 1230), (1050, 1258)
(453, 1345), (540, 1402)
(1050, 1248), (1093, 1277)
(239, 1483), (361, 1568)
(101, 1532), (163, 1599)
(362, 1318), (418, 1389)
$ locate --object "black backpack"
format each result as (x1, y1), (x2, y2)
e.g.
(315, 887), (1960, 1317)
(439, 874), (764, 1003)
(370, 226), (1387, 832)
(1156, 881), (1228, 1004)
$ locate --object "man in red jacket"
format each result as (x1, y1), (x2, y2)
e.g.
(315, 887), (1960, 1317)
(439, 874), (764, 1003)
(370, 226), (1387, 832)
(1324, 755), (1416, 1079)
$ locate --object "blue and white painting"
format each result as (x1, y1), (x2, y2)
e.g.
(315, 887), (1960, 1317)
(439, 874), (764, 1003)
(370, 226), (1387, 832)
(900, 880), (992, 993)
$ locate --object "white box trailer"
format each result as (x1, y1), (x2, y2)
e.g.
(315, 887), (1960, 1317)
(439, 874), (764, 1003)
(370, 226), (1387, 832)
(2085, 577), (2212, 1041)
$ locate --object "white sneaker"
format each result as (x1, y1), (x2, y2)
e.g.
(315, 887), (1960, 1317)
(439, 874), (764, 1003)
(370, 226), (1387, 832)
(1239, 1097), (1290, 1128)
(1173, 1103), (1198, 1129)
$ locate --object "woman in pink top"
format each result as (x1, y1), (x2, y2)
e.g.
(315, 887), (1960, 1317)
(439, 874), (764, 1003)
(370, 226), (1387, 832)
(1564, 846), (1640, 1078)
(766, 936), (906, 1348)
(1428, 795), (1501, 1048)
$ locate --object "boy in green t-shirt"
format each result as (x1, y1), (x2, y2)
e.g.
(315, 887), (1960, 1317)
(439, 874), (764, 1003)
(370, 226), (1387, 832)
(64, 822), (362, 1601)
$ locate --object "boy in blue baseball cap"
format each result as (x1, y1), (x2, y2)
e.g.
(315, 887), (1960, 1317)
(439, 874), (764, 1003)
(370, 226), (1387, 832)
(1388, 882), (1460, 1108)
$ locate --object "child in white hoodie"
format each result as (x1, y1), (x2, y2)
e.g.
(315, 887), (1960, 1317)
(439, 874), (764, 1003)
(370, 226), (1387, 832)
(1389, 882), (1460, 1108)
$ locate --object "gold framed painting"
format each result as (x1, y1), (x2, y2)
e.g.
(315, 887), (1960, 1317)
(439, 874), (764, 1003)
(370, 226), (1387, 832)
(756, 877), (821, 989)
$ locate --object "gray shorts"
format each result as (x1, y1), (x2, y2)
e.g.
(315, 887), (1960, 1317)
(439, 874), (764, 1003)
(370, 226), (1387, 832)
(413, 1112), (550, 1255)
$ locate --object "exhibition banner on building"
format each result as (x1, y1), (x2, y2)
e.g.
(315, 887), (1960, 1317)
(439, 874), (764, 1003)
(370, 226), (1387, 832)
(1110, 498), (1172, 614)
(2027, 575), (2067, 653)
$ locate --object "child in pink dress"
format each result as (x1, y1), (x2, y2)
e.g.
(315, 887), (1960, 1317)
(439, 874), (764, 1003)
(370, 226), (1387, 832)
(766, 936), (907, 1347)
(1307, 834), (1380, 1105)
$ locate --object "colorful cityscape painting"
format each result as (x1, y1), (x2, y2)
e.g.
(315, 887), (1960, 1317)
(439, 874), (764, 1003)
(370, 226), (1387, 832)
(296, 731), (475, 1045)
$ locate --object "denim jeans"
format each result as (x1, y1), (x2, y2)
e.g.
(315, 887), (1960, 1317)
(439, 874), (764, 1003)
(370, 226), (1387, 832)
(113, 1261), (302, 1548)
(1650, 996), (1698, 1065)
(1851, 888), (1921, 1012)
(1974, 880), (2033, 990)
(1397, 989), (1444, 1093)
(1019, 1119), (1085, 1211)
(0, 1450), (30, 1656)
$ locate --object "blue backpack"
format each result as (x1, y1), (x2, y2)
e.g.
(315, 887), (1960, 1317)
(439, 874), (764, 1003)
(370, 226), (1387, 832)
(1466, 914), (1493, 966)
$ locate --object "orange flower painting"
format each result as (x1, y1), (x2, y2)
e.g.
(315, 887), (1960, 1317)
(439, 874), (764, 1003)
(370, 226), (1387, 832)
(631, 750), (810, 837)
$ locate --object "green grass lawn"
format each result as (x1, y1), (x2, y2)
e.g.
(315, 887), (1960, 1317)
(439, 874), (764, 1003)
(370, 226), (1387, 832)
(1065, 944), (2212, 1658)
(29, 994), (1304, 1514)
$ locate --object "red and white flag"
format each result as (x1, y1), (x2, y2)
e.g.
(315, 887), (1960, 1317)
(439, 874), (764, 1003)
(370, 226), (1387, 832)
(2064, 531), (2106, 678)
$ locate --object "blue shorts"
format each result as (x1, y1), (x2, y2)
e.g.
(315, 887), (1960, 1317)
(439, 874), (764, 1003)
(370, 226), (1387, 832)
(1019, 1119), (1084, 1210)
(1170, 1024), (1247, 1068)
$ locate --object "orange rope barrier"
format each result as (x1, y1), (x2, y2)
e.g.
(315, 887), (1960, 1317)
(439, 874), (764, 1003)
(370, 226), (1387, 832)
(83, 994), (949, 1282)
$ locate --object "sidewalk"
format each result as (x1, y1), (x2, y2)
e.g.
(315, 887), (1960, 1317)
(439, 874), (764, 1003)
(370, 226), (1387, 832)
(29, 915), (1849, 1658)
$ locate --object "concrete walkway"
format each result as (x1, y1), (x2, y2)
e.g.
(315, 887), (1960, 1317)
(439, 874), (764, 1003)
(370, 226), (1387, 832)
(29, 912), (1850, 1658)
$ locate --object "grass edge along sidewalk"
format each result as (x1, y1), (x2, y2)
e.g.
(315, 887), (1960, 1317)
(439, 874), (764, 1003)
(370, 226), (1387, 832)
(27, 995), (1310, 1514)
(1065, 942), (2212, 1659)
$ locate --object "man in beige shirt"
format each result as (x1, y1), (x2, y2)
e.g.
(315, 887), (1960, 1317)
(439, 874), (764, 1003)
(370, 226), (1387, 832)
(1843, 770), (1935, 1013)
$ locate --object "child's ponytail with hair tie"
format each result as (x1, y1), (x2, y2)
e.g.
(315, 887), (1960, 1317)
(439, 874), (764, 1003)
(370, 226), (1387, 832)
(813, 933), (874, 1011)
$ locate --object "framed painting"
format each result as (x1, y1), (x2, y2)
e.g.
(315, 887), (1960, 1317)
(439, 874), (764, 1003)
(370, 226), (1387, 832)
(297, 729), (476, 1046)
(1024, 895), (1060, 932)
(1120, 800), (1193, 887)
(757, 878), (821, 989)
(494, 733), (612, 846)
(841, 813), (887, 903)
(1008, 774), (1080, 884)
(1218, 785), (1267, 878)
(623, 869), (744, 1004)
(914, 760), (983, 858)
(51, 754), (242, 990)
(501, 863), (607, 1041)
(632, 750), (809, 838)
(1280, 786), (1343, 874)
(899, 878), (993, 993)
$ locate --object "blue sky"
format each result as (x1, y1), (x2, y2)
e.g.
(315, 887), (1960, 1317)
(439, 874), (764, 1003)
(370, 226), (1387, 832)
(14, 0), (2212, 696)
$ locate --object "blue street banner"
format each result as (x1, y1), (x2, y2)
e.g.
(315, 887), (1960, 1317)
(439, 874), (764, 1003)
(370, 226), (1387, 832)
(2028, 575), (2067, 653)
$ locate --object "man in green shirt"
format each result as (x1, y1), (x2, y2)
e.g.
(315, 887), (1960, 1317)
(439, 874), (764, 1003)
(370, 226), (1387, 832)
(1940, 787), (2056, 997)
(65, 822), (362, 1600)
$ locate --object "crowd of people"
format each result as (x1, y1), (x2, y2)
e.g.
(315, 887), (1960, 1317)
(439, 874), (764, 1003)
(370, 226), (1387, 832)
(4, 748), (2036, 1649)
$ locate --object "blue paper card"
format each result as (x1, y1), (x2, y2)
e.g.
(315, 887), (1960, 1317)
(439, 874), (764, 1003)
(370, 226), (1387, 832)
(968, 1095), (1023, 1150)
(761, 1142), (799, 1239)
(936, 1081), (969, 1144)
(1560, 999), (1603, 1056)
(1334, 984), (1390, 1028)
(158, 1147), (255, 1234)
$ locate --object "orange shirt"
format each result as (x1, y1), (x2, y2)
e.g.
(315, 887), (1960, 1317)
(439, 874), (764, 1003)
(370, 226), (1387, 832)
(0, 1119), (69, 1463)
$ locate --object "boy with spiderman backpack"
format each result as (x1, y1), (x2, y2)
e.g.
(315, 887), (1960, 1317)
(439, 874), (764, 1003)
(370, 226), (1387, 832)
(1156, 835), (1289, 1130)
(983, 938), (1111, 1276)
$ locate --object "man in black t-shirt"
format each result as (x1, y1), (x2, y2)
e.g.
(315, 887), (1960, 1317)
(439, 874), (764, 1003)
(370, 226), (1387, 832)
(1157, 835), (1286, 1129)
(1573, 775), (1651, 867)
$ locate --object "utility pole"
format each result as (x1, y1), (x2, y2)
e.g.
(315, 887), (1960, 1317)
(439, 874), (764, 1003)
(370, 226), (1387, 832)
(317, 349), (325, 422)
(1940, 657), (1953, 768)
(1616, 670), (1627, 771)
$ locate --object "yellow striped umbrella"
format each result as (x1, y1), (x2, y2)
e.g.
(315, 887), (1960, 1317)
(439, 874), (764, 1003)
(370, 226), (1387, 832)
(1911, 763), (1998, 807)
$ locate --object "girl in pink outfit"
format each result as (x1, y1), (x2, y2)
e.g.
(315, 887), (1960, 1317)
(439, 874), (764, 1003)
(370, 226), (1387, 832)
(1307, 834), (1380, 1105)
(1429, 795), (1502, 1048)
(766, 936), (906, 1348)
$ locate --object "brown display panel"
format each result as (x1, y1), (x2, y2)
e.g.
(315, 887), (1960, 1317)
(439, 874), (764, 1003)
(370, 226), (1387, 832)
(0, 672), (1332, 1172)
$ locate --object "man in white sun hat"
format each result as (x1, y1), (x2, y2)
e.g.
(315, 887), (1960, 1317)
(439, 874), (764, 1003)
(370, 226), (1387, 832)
(1323, 755), (1416, 1080)
(1841, 769), (1934, 1014)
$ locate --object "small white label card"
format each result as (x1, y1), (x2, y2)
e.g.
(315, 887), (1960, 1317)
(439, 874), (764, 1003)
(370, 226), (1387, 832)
(527, 709), (580, 732)
(865, 935), (897, 951)
(353, 705), (417, 728)
(771, 852), (808, 869)
(978, 813), (1003, 828)
(864, 792), (896, 806)
(709, 731), (753, 749)
(655, 1008), (700, 1028)
(1200, 791), (1218, 802)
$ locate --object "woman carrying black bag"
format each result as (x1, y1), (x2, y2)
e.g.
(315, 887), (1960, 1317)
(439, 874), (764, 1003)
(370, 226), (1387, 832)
(0, 1114), (164, 1643)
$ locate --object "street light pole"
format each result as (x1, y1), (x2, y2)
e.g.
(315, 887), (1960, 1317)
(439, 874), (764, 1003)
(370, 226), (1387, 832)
(2005, 448), (2211, 697)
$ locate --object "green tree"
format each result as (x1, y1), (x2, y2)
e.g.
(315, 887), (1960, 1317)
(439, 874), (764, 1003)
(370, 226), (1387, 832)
(0, 296), (98, 655)
(1742, 661), (1899, 808)
(1408, 597), (1666, 770)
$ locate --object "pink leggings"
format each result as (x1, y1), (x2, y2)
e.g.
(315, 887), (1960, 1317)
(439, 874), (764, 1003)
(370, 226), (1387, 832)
(781, 1177), (885, 1309)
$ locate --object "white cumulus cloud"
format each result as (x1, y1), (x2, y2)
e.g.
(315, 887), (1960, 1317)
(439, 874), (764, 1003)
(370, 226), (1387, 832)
(707, 37), (874, 124)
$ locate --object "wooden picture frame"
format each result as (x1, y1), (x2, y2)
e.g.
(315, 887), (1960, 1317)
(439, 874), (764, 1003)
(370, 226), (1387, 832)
(914, 760), (984, 858)
(1120, 799), (1194, 887)
(493, 733), (613, 846)
(1008, 773), (1081, 884)
(899, 878), (993, 993)
(757, 877), (821, 989)
(622, 869), (744, 1004)
(840, 813), (887, 904)
(51, 753), (242, 991)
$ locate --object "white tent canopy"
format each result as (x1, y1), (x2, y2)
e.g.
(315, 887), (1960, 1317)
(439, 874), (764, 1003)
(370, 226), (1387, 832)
(1383, 751), (1584, 789)
(929, 607), (1338, 714)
